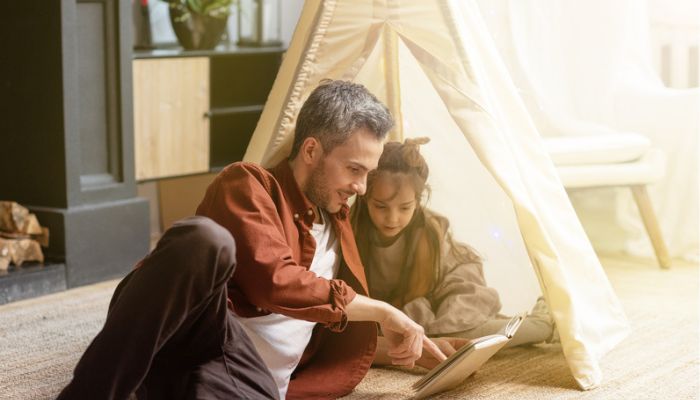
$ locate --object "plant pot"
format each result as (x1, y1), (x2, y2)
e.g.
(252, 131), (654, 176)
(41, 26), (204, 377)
(169, 7), (228, 50)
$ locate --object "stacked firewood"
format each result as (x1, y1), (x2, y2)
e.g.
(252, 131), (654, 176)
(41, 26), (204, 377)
(0, 201), (49, 271)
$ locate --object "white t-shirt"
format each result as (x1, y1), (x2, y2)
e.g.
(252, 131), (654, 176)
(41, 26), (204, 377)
(233, 211), (340, 399)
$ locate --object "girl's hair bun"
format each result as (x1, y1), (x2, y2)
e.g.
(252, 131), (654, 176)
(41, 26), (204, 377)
(401, 137), (430, 168)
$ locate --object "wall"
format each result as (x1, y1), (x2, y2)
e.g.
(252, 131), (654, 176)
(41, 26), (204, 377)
(147, 0), (304, 47)
(647, 0), (699, 88)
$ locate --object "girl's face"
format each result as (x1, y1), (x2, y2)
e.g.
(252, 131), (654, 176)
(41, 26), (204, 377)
(366, 173), (418, 242)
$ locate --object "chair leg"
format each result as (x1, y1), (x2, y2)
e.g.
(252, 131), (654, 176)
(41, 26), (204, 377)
(630, 185), (671, 269)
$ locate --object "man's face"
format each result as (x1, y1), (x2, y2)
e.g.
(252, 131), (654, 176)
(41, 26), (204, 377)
(306, 128), (384, 214)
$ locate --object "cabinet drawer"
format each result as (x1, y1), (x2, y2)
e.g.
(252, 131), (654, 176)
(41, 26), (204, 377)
(133, 57), (210, 180)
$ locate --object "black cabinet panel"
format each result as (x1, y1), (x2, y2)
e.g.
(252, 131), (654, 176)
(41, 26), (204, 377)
(134, 46), (284, 173)
(208, 50), (282, 169)
(210, 111), (263, 169)
(210, 52), (282, 108)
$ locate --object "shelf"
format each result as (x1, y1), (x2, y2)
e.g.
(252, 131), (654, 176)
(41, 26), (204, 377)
(133, 44), (286, 60)
(205, 104), (265, 118)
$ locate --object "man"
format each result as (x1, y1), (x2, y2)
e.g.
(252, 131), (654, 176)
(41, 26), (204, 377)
(58, 80), (444, 400)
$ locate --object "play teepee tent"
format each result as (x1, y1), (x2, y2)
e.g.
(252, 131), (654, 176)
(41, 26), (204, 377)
(243, 0), (629, 390)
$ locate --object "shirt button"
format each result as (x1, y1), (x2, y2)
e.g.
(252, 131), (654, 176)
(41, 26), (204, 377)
(293, 213), (299, 220)
(256, 307), (263, 312)
(307, 209), (314, 216)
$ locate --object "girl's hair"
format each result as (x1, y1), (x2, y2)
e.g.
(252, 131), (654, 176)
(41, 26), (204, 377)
(352, 137), (481, 308)
(365, 137), (431, 205)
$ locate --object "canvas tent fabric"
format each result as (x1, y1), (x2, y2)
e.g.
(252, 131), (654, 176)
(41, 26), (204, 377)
(243, 0), (629, 390)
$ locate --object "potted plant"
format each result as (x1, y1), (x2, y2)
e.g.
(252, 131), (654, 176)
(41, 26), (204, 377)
(162, 0), (236, 50)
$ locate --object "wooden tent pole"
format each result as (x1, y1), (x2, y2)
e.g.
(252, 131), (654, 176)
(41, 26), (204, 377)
(383, 25), (404, 142)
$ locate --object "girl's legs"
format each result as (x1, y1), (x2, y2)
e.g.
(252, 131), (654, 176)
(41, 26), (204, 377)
(452, 297), (556, 347)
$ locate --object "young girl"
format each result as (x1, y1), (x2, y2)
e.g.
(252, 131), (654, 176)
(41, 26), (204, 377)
(351, 138), (555, 355)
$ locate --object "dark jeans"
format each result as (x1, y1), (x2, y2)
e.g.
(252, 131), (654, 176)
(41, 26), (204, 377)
(57, 216), (278, 400)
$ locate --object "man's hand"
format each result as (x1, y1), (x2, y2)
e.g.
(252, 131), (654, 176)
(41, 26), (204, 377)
(378, 307), (447, 368)
(345, 295), (447, 368)
(416, 337), (475, 369)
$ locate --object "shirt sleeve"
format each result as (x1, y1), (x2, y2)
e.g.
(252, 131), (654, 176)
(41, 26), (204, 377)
(196, 164), (356, 331)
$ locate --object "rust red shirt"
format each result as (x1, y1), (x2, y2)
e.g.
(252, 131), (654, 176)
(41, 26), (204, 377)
(196, 160), (377, 399)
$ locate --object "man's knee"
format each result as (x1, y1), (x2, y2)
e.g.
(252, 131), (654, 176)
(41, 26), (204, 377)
(175, 216), (234, 250)
(166, 216), (236, 276)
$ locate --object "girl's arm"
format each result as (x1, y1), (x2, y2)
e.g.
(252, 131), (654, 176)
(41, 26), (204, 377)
(403, 227), (501, 335)
(403, 259), (501, 335)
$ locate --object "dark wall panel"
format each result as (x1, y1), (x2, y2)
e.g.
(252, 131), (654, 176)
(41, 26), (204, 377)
(0, 2), (68, 208)
(0, 0), (149, 301)
(77, 2), (110, 178)
(77, 0), (122, 191)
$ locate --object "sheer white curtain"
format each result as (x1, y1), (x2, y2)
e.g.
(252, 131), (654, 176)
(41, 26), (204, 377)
(476, 0), (700, 261)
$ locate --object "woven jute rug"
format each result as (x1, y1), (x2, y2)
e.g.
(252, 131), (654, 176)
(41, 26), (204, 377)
(0, 256), (697, 400)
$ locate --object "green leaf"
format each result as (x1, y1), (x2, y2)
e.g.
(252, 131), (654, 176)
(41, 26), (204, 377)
(202, 0), (233, 16)
(186, 0), (203, 14)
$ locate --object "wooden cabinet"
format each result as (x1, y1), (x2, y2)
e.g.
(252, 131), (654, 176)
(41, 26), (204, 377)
(133, 47), (283, 181)
(133, 57), (210, 180)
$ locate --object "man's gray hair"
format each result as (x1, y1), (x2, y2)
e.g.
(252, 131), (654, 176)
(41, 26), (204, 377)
(290, 80), (394, 159)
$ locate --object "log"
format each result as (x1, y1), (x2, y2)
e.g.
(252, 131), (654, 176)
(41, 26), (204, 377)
(0, 201), (43, 235)
(0, 238), (44, 271)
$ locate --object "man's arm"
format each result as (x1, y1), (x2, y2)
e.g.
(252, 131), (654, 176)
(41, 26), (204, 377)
(345, 294), (447, 367)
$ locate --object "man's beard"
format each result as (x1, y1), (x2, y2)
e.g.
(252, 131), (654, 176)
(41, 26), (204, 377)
(306, 159), (332, 211)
